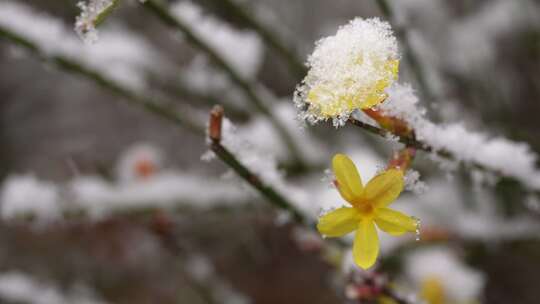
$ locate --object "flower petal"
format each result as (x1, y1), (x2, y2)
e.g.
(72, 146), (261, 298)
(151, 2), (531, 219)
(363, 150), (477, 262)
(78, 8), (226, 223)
(361, 59), (399, 109)
(375, 208), (417, 236)
(353, 220), (379, 269)
(317, 207), (359, 237)
(364, 169), (404, 208)
(332, 154), (363, 203)
(421, 277), (445, 304)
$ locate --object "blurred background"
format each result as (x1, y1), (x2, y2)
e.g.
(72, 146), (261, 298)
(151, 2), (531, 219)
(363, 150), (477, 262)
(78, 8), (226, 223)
(0, 0), (540, 303)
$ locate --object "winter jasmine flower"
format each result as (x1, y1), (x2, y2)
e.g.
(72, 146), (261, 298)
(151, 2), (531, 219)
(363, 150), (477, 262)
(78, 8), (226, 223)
(295, 18), (399, 126)
(317, 154), (417, 269)
(421, 276), (446, 304)
(405, 247), (485, 303)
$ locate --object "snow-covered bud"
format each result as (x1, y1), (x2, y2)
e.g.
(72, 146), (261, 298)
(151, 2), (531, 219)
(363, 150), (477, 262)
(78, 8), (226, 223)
(295, 18), (399, 126)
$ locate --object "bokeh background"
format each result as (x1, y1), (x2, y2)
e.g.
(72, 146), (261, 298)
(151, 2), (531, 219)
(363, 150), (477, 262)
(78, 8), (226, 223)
(1, 0), (540, 303)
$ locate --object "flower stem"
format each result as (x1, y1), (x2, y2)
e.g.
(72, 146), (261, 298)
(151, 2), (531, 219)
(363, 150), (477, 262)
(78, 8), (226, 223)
(208, 106), (308, 226)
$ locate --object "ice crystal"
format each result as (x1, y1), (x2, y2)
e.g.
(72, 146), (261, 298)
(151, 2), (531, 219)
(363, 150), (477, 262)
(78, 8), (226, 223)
(75, 0), (117, 44)
(404, 169), (429, 195)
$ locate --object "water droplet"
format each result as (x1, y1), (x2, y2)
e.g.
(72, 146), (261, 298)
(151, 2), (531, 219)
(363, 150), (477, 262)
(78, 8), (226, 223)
(412, 216), (421, 241)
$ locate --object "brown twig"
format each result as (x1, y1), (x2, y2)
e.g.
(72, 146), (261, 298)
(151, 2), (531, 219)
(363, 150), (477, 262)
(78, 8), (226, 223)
(207, 105), (308, 225)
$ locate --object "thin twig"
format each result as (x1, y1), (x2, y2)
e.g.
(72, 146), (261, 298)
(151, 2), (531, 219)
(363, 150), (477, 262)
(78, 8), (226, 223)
(348, 117), (540, 203)
(0, 26), (205, 135)
(208, 105), (308, 225)
(349, 118), (483, 170)
(93, 0), (121, 28)
(141, 0), (306, 168)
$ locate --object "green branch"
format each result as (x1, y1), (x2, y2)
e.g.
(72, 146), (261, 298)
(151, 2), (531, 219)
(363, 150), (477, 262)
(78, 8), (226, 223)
(93, 0), (121, 28)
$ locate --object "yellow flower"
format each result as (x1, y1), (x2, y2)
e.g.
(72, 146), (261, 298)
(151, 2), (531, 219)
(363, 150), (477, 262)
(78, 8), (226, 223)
(420, 276), (480, 304)
(307, 59), (399, 117)
(421, 276), (446, 304)
(294, 18), (400, 125)
(317, 154), (417, 269)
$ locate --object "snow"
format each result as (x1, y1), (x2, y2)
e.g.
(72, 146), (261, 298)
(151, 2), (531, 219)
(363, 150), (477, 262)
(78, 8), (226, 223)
(403, 169), (428, 195)
(75, 0), (116, 44)
(0, 272), (108, 304)
(205, 117), (317, 218)
(378, 83), (540, 191)
(294, 17), (399, 126)
(0, 143), (252, 221)
(0, 175), (61, 222)
(404, 247), (485, 302)
(235, 102), (328, 164)
(0, 171), (249, 221)
(69, 172), (248, 219)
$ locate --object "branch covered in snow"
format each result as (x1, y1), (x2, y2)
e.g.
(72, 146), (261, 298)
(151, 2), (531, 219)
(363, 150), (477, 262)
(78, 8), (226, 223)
(206, 105), (309, 225)
(375, 83), (540, 193)
(0, 272), (108, 304)
(139, 0), (307, 167)
(75, 0), (120, 44)
(0, 1), (157, 90)
(0, 2), (204, 135)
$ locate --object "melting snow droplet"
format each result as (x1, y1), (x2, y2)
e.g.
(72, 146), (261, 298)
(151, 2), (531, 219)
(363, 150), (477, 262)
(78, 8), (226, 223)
(412, 216), (421, 241)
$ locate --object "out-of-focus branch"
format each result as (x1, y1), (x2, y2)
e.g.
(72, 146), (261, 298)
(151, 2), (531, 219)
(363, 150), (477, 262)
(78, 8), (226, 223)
(203, 0), (306, 79)
(0, 26), (205, 135)
(375, 0), (436, 105)
(93, 0), (120, 28)
(207, 105), (308, 225)
(152, 75), (249, 120)
(140, 0), (307, 169)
